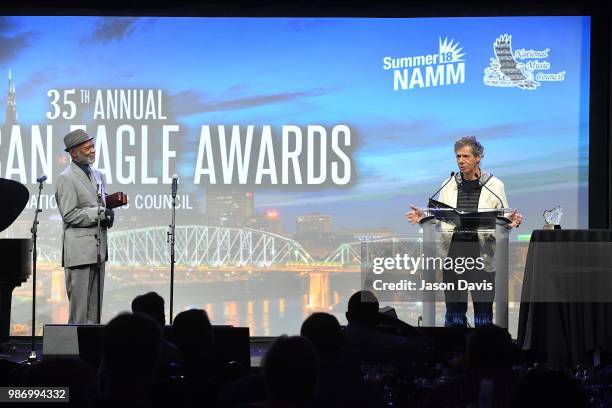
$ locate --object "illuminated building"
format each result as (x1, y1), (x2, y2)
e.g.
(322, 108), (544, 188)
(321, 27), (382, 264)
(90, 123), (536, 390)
(206, 189), (254, 227)
(246, 209), (284, 235)
(296, 213), (332, 234)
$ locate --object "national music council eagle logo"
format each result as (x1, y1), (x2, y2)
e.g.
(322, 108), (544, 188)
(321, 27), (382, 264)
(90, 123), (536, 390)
(483, 34), (540, 90)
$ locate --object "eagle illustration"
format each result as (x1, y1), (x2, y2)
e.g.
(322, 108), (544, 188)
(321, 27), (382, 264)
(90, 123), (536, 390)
(484, 34), (540, 90)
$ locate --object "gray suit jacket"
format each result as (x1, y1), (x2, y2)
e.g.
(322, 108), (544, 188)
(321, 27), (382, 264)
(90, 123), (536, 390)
(55, 162), (108, 268)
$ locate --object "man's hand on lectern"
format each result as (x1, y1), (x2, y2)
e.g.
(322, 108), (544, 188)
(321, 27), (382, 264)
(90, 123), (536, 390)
(405, 205), (424, 225)
(508, 210), (523, 229)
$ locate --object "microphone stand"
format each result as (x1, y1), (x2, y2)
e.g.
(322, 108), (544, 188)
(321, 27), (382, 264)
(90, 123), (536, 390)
(167, 178), (177, 324)
(27, 177), (45, 363)
(428, 172), (455, 206)
(95, 183), (103, 324)
(476, 172), (505, 209)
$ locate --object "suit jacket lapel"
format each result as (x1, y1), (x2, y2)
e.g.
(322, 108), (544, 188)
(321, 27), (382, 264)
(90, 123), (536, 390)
(90, 168), (106, 205)
(70, 161), (98, 197)
(450, 172), (461, 207)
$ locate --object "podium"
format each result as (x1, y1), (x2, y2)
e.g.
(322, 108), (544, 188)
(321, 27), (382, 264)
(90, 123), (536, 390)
(419, 207), (512, 328)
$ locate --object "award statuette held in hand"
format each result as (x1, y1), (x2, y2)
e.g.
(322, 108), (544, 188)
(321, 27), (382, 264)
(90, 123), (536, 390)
(543, 205), (563, 230)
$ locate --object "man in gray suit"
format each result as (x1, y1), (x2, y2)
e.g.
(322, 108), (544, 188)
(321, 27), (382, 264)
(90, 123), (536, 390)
(56, 129), (114, 324)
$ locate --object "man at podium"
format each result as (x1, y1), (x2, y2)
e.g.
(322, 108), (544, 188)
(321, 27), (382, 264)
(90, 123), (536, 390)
(406, 136), (522, 327)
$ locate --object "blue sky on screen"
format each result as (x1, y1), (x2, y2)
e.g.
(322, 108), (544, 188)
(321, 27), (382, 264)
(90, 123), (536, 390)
(1, 16), (590, 232)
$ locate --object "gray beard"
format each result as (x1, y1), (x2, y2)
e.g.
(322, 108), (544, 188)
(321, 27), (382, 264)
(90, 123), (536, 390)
(75, 151), (94, 165)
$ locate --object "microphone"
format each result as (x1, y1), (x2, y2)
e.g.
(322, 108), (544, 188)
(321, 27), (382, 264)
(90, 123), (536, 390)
(429, 172), (455, 202)
(476, 172), (505, 208)
(36, 175), (47, 183)
(171, 174), (179, 198)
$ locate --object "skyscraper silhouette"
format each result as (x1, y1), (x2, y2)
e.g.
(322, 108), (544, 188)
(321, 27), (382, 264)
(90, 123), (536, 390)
(4, 68), (17, 132)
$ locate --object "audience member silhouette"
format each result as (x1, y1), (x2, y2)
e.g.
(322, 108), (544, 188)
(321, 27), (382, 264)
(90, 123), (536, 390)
(433, 324), (520, 407)
(220, 313), (376, 408)
(217, 364), (266, 407)
(343, 290), (426, 372)
(301, 312), (384, 408)
(172, 308), (221, 406)
(131, 292), (184, 374)
(254, 335), (319, 408)
(171, 309), (216, 372)
(300, 313), (343, 354)
(131, 292), (166, 326)
(97, 313), (162, 406)
(465, 324), (518, 370)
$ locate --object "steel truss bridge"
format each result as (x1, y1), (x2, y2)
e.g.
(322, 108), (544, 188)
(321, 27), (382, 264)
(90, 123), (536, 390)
(323, 238), (422, 266)
(107, 226), (314, 267)
(37, 226), (421, 269)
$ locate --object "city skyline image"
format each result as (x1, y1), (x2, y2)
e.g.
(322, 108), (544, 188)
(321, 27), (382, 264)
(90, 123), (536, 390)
(0, 16), (590, 336)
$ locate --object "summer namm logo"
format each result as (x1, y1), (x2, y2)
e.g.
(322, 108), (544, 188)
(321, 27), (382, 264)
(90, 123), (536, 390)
(483, 34), (566, 90)
(382, 37), (466, 91)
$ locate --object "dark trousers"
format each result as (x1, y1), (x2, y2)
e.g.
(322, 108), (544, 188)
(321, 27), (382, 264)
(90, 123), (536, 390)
(443, 232), (495, 327)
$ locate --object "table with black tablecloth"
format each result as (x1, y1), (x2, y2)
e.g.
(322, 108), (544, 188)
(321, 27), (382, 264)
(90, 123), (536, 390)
(517, 230), (612, 367)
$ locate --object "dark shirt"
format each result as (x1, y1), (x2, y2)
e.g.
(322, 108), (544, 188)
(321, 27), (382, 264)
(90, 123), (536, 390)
(452, 176), (482, 242)
(456, 177), (482, 212)
(73, 160), (92, 180)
